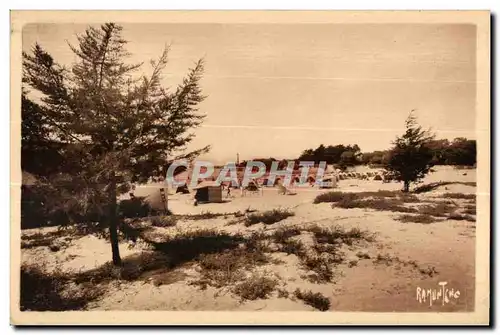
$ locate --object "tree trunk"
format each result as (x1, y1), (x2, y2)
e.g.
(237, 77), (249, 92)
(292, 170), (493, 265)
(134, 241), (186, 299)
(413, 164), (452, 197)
(109, 172), (122, 265)
(403, 180), (410, 193)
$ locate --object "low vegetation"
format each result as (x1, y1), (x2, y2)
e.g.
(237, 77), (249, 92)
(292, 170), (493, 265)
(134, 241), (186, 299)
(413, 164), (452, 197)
(442, 193), (476, 200)
(314, 191), (423, 214)
(307, 224), (373, 246)
(396, 214), (438, 224)
(271, 226), (302, 244)
(244, 208), (295, 226)
(233, 274), (278, 300)
(412, 181), (476, 194)
(294, 289), (331, 311)
(21, 229), (72, 249)
(314, 190), (419, 204)
(314, 191), (358, 204)
(373, 254), (439, 277)
(277, 238), (307, 258)
(448, 213), (476, 222)
(148, 215), (177, 227)
(21, 264), (103, 311)
(301, 255), (334, 283)
(463, 204), (476, 215)
(417, 203), (457, 217)
(334, 197), (417, 213)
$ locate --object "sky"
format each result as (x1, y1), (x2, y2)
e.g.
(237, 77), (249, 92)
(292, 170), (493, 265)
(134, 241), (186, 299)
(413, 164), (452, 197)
(23, 23), (477, 164)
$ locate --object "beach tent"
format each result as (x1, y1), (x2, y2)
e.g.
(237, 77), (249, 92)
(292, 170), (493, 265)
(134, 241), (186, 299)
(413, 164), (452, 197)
(193, 181), (223, 203)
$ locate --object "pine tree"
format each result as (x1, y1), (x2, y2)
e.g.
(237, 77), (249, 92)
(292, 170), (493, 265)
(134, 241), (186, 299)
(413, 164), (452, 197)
(22, 23), (209, 265)
(385, 111), (435, 192)
(21, 91), (64, 177)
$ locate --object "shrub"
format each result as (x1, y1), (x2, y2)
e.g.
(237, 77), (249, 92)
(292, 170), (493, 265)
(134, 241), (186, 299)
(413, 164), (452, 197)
(396, 214), (438, 224)
(21, 229), (71, 249)
(301, 255), (334, 283)
(197, 245), (270, 288)
(442, 193), (476, 200)
(373, 174), (383, 181)
(21, 183), (101, 228)
(271, 227), (302, 244)
(448, 213), (476, 222)
(183, 211), (220, 220)
(356, 250), (371, 259)
(149, 215), (177, 227)
(417, 203), (456, 217)
(307, 225), (371, 246)
(118, 197), (156, 219)
(294, 289), (331, 311)
(463, 204), (476, 215)
(233, 275), (278, 300)
(314, 191), (357, 204)
(373, 253), (396, 266)
(413, 181), (476, 194)
(245, 208), (294, 226)
(21, 264), (102, 311)
(418, 265), (439, 277)
(334, 198), (416, 213)
(315, 190), (420, 205)
(399, 193), (420, 203)
(277, 288), (290, 299)
(278, 239), (307, 258)
(313, 243), (339, 255)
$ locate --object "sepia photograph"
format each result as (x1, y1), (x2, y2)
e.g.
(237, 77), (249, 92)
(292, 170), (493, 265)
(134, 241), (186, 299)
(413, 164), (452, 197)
(10, 10), (490, 325)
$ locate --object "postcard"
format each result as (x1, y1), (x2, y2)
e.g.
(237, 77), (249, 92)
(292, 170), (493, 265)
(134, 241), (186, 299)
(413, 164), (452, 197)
(10, 10), (490, 325)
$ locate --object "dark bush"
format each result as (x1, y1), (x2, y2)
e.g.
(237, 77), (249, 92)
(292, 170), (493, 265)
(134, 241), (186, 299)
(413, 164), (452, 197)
(417, 203), (457, 217)
(271, 227), (302, 244)
(413, 181), (476, 194)
(314, 190), (419, 205)
(118, 197), (156, 218)
(396, 214), (438, 224)
(301, 256), (334, 283)
(442, 193), (476, 200)
(294, 289), (331, 311)
(448, 213), (476, 222)
(149, 215), (177, 227)
(245, 208), (294, 226)
(21, 264), (101, 311)
(233, 275), (278, 300)
(314, 191), (357, 204)
(334, 197), (416, 213)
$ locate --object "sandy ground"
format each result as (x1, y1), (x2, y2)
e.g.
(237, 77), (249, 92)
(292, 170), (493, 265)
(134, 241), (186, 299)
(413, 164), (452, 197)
(21, 165), (476, 311)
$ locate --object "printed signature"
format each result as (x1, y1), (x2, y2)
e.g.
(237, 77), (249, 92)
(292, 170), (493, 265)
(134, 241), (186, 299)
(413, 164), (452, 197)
(416, 282), (460, 307)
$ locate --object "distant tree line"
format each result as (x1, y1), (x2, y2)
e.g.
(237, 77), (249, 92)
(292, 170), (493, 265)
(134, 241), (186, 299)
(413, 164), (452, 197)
(296, 137), (476, 169)
(298, 144), (361, 169)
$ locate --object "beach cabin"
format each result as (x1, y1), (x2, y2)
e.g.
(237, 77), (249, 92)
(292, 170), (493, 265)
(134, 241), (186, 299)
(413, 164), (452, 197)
(193, 181), (223, 203)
